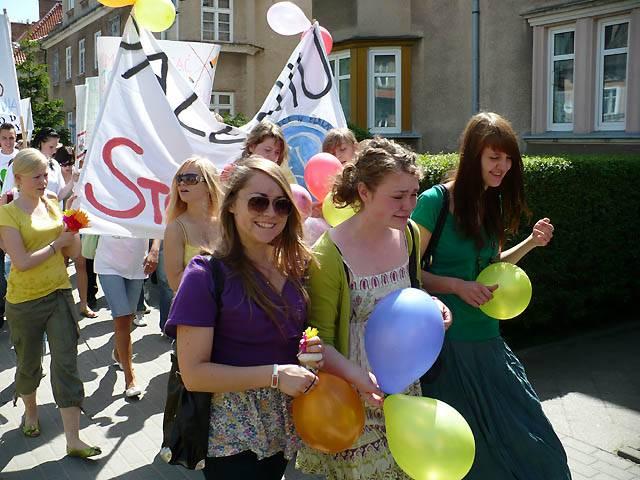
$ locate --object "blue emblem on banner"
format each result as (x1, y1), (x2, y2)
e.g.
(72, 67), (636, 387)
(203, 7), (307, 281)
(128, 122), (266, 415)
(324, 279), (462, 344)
(277, 115), (334, 187)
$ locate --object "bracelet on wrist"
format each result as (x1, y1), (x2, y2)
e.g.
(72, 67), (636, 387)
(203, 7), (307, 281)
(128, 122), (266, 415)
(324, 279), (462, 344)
(270, 364), (279, 389)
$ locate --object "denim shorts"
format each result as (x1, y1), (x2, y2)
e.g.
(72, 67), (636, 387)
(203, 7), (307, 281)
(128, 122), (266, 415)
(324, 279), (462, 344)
(98, 275), (143, 318)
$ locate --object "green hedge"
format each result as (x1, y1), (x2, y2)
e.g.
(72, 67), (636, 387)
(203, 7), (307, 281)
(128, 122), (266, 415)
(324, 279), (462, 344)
(416, 153), (640, 346)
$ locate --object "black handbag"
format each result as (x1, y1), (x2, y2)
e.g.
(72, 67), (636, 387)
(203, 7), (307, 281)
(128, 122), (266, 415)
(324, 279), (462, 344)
(160, 256), (225, 470)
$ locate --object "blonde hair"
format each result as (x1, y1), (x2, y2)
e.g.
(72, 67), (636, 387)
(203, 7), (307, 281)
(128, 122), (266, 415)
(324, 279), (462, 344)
(242, 121), (289, 167)
(13, 148), (48, 181)
(166, 157), (223, 222)
(322, 128), (357, 155)
(216, 156), (314, 330)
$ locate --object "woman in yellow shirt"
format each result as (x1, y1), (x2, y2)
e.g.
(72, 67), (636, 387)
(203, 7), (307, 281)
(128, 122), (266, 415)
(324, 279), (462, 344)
(0, 148), (100, 458)
(163, 157), (223, 292)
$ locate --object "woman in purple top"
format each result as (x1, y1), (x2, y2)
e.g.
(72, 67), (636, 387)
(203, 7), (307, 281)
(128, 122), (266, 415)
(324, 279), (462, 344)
(164, 156), (321, 480)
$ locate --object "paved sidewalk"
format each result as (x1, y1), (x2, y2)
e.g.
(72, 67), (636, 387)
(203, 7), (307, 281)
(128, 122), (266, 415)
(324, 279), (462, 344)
(1, 271), (639, 479)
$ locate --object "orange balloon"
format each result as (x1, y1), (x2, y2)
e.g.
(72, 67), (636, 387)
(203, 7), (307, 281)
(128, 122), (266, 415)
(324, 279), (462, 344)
(292, 372), (365, 453)
(98, 0), (135, 7)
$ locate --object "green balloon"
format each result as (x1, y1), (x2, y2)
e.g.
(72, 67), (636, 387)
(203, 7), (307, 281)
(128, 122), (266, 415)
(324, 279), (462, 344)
(476, 262), (532, 320)
(384, 394), (475, 480)
(322, 192), (355, 227)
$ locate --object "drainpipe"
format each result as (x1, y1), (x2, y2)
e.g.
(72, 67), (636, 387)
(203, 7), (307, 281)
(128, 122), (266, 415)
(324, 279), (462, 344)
(471, 0), (480, 113)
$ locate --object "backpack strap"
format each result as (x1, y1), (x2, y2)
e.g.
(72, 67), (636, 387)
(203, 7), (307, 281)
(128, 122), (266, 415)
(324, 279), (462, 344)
(406, 220), (421, 289)
(421, 184), (450, 271)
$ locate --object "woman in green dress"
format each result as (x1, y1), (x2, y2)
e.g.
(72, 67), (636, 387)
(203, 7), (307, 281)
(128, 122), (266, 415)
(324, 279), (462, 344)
(411, 112), (570, 479)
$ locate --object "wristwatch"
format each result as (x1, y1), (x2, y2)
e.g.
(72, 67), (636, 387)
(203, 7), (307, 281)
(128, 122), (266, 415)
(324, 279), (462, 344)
(270, 364), (279, 389)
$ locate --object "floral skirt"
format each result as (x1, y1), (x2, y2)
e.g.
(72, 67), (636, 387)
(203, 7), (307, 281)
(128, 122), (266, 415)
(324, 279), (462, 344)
(295, 382), (421, 480)
(208, 387), (300, 460)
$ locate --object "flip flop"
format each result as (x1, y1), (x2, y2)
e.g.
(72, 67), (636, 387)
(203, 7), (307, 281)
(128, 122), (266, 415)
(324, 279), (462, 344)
(66, 446), (102, 459)
(21, 422), (40, 438)
(80, 308), (98, 318)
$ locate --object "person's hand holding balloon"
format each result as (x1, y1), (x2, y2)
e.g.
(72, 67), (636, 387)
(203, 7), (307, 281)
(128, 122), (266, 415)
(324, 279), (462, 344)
(433, 296), (453, 330)
(530, 217), (554, 247)
(352, 370), (384, 407)
(455, 280), (498, 308)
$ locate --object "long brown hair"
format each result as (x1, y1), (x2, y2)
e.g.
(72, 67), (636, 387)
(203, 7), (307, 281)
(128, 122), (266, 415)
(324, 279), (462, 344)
(216, 156), (314, 328)
(453, 112), (527, 248)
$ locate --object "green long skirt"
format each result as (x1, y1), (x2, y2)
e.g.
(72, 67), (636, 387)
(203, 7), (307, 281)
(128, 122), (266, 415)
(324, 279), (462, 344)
(421, 337), (571, 480)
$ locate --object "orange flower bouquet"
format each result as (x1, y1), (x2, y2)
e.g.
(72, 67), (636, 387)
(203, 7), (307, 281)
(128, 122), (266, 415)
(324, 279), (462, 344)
(62, 209), (90, 232)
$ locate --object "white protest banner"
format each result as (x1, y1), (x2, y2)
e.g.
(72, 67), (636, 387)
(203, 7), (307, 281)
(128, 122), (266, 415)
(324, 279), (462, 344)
(97, 36), (220, 105)
(19, 97), (34, 142)
(0, 13), (23, 134)
(247, 23), (347, 185)
(84, 76), (100, 152)
(77, 19), (195, 239)
(79, 18), (346, 238)
(75, 84), (88, 161)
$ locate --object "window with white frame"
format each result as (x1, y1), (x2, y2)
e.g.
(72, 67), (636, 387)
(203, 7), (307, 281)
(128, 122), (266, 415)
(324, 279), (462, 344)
(94, 31), (101, 70)
(67, 111), (75, 141)
(67, 0), (74, 10)
(52, 49), (59, 85)
(329, 52), (351, 122)
(596, 18), (629, 130)
(548, 27), (574, 130)
(78, 38), (85, 75)
(368, 48), (401, 134)
(210, 92), (235, 116)
(108, 16), (121, 37)
(65, 46), (72, 80)
(202, 0), (233, 42)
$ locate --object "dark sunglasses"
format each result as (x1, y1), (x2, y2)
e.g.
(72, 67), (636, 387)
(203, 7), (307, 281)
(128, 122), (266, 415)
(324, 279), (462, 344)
(176, 173), (205, 185)
(59, 161), (74, 167)
(247, 195), (293, 217)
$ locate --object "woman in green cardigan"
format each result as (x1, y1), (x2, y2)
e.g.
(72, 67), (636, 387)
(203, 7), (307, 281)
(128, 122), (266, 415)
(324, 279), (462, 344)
(296, 138), (449, 480)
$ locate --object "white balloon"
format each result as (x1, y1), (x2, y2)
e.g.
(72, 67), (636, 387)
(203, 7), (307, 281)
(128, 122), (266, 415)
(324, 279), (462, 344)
(267, 1), (312, 36)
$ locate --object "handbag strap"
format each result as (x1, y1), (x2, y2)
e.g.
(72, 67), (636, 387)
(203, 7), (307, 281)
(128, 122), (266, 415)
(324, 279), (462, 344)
(422, 184), (450, 271)
(406, 220), (420, 289)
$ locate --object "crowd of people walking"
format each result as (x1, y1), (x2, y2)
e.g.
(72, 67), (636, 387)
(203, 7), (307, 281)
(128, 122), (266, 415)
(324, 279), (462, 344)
(0, 113), (571, 479)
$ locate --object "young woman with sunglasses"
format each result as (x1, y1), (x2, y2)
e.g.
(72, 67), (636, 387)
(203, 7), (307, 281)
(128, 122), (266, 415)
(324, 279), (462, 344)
(164, 156), (321, 480)
(164, 158), (223, 293)
(296, 138), (449, 479)
(411, 112), (569, 479)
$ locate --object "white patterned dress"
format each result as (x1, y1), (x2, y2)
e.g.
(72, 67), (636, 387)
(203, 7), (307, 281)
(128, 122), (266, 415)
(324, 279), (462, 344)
(296, 259), (422, 479)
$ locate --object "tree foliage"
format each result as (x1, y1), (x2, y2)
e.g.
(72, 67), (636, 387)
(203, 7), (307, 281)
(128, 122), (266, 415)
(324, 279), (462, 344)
(16, 39), (70, 144)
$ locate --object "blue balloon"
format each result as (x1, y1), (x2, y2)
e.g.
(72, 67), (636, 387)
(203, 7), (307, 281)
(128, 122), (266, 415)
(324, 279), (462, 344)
(365, 288), (445, 394)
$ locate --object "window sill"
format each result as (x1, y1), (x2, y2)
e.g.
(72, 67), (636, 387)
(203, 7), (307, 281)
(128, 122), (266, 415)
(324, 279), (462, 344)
(523, 132), (640, 144)
(376, 131), (422, 140)
(219, 43), (263, 56)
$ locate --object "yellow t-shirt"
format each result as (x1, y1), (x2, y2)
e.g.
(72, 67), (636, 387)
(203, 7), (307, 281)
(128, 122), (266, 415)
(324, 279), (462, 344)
(0, 200), (71, 304)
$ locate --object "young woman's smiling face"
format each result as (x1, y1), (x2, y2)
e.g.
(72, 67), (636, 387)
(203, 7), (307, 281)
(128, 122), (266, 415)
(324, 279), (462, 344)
(480, 146), (512, 189)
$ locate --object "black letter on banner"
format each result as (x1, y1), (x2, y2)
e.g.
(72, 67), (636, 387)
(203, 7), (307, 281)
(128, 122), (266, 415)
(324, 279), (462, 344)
(298, 31), (332, 99)
(209, 126), (245, 145)
(174, 93), (206, 138)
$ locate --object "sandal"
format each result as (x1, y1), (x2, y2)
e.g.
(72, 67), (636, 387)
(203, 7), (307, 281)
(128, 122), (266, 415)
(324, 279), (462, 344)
(66, 446), (102, 458)
(22, 422), (40, 438)
(80, 307), (98, 318)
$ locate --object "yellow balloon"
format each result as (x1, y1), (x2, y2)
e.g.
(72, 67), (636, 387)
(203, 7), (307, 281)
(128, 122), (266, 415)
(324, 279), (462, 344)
(476, 262), (532, 320)
(322, 193), (355, 227)
(98, 0), (135, 6)
(384, 394), (475, 480)
(133, 0), (176, 32)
